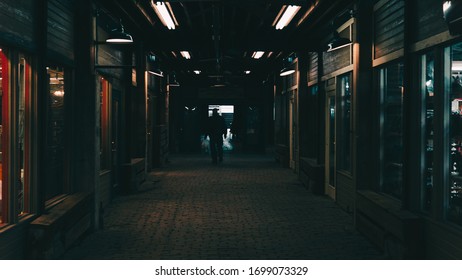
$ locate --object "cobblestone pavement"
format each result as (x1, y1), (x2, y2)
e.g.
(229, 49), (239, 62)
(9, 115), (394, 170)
(63, 153), (384, 260)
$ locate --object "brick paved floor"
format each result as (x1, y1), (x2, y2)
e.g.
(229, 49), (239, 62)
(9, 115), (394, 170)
(63, 153), (384, 260)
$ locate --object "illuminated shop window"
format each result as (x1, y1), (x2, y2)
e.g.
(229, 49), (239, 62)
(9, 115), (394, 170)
(0, 49), (32, 223)
(100, 77), (110, 170)
(46, 66), (66, 201)
(17, 54), (31, 216)
(448, 42), (462, 225)
(422, 52), (435, 212)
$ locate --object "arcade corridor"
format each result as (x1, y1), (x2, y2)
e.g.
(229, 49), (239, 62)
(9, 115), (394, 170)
(62, 153), (382, 260)
(3, 0), (462, 260)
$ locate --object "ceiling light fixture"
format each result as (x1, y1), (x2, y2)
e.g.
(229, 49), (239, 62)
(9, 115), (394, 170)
(245, 70), (251, 74)
(326, 31), (352, 52)
(106, 20), (133, 43)
(273, 5), (301, 30)
(252, 51), (265, 59)
(194, 70), (201, 75)
(180, 51), (191, 59)
(151, 1), (178, 30)
(280, 68), (295, 77)
(148, 70), (164, 77)
(280, 55), (296, 77)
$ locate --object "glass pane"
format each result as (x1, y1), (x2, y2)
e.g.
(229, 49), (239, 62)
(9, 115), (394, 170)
(17, 55), (27, 216)
(381, 62), (404, 199)
(424, 52), (435, 212)
(329, 96), (335, 186)
(338, 73), (352, 172)
(46, 66), (65, 201)
(449, 42), (462, 225)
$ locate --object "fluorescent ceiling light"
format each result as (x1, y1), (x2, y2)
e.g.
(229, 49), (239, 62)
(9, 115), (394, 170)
(453, 61), (462, 71)
(280, 68), (295, 77)
(273, 5), (301, 30)
(252, 51), (265, 59)
(180, 51), (191, 59)
(151, 1), (178, 30)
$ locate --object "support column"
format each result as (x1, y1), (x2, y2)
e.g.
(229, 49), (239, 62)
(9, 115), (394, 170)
(73, 0), (96, 224)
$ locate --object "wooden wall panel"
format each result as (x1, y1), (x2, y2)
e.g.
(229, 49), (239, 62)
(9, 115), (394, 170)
(336, 172), (354, 213)
(423, 219), (462, 259)
(412, 0), (448, 44)
(96, 28), (125, 79)
(373, 0), (404, 60)
(47, 0), (74, 61)
(0, 221), (30, 259)
(308, 52), (318, 84)
(99, 170), (111, 209)
(0, 0), (36, 50)
(322, 48), (350, 76)
(322, 25), (352, 77)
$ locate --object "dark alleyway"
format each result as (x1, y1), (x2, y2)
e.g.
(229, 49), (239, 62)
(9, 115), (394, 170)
(63, 153), (383, 260)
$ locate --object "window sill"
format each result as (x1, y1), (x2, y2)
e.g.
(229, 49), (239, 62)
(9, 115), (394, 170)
(0, 214), (36, 234)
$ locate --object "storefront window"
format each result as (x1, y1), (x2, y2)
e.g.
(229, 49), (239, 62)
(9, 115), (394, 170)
(46, 66), (66, 201)
(448, 42), (462, 225)
(379, 62), (404, 199)
(100, 77), (110, 170)
(0, 49), (31, 222)
(17, 54), (30, 216)
(338, 72), (352, 173)
(423, 52), (435, 212)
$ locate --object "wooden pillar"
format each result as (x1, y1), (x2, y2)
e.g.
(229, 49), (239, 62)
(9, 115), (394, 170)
(135, 43), (146, 159)
(354, 0), (373, 191)
(36, 0), (48, 215)
(73, 0), (97, 227)
(73, 0), (96, 193)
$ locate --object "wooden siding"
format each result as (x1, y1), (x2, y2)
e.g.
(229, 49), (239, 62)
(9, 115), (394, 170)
(99, 170), (111, 209)
(411, 0), (448, 44)
(0, 219), (32, 259)
(373, 0), (404, 60)
(336, 172), (354, 212)
(308, 52), (318, 84)
(322, 24), (352, 77)
(47, 0), (74, 61)
(322, 45), (351, 76)
(96, 29), (125, 79)
(424, 219), (462, 259)
(356, 190), (423, 259)
(0, 0), (36, 50)
(28, 193), (92, 259)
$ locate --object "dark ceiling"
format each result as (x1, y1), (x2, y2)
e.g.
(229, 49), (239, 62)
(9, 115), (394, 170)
(96, 0), (352, 87)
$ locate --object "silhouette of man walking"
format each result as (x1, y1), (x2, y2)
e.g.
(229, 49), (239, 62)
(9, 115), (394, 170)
(207, 108), (227, 164)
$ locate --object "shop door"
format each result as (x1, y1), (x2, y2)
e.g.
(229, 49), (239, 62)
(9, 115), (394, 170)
(289, 90), (297, 170)
(111, 90), (121, 190)
(325, 89), (336, 199)
(146, 92), (154, 170)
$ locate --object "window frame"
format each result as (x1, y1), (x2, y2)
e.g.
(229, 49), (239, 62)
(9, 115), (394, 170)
(0, 48), (33, 225)
(337, 71), (353, 174)
(45, 64), (70, 203)
(377, 60), (405, 199)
